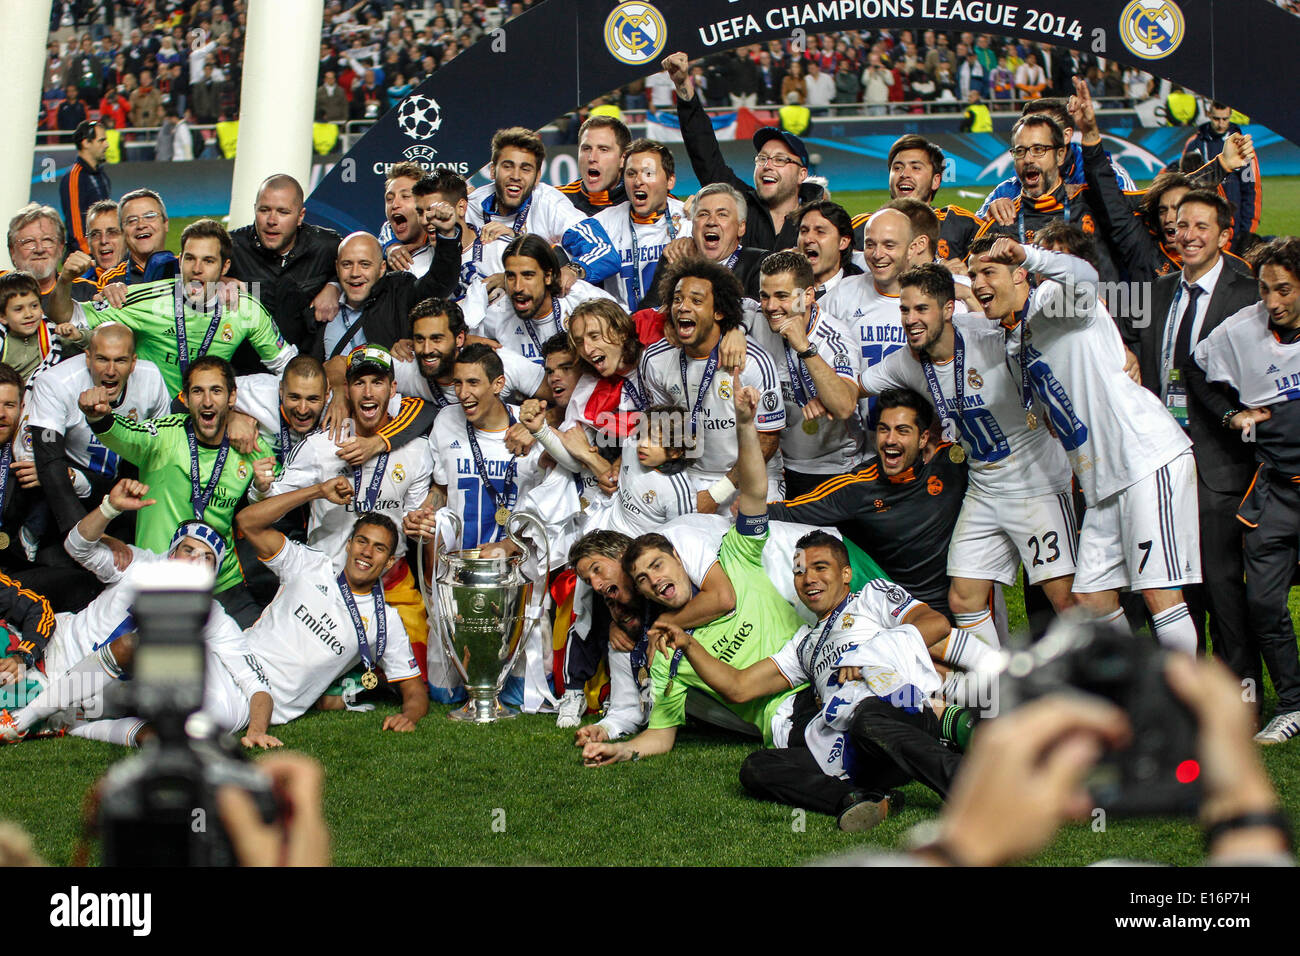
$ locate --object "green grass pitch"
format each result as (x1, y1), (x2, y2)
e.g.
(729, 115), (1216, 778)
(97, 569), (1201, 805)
(6, 181), (1299, 867)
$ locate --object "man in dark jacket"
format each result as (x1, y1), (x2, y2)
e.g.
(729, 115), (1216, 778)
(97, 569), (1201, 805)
(229, 174), (343, 349)
(661, 51), (826, 252)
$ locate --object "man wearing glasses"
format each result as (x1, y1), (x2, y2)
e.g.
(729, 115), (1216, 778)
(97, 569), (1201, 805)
(58, 121), (111, 257)
(5, 204), (96, 307)
(95, 188), (179, 290)
(984, 113), (1121, 283)
(661, 51), (826, 252)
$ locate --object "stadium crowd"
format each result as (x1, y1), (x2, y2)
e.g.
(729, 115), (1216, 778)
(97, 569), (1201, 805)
(0, 17), (1294, 849)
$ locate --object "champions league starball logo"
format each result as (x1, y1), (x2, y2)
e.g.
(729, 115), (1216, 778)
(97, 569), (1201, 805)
(397, 94), (443, 141)
(1119, 0), (1185, 60)
(604, 1), (667, 66)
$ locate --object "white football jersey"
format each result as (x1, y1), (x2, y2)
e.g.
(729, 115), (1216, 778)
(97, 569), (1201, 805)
(604, 456), (696, 537)
(746, 305), (867, 474)
(1193, 302), (1300, 407)
(267, 430), (432, 569)
(590, 198), (687, 309)
(429, 403), (548, 549)
(392, 349), (545, 407)
(467, 180), (585, 244)
(769, 580), (930, 703)
(478, 280), (614, 365)
(23, 356), (170, 475)
(638, 338), (786, 485)
(249, 539), (420, 724)
(860, 318), (1073, 497)
(56, 527), (270, 713)
(821, 274), (909, 370)
(234, 372), (320, 462)
(1008, 247), (1191, 505)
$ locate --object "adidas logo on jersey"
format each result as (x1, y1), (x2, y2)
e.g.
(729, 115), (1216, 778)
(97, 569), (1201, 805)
(1268, 364), (1281, 374)
(450, 440), (462, 449)
(317, 585), (329, 595)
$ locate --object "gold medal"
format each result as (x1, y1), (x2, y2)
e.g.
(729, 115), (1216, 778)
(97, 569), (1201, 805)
(664, 680), (675, 696)
(0, 532), (9, 550)
(495, 507), (510, 526)
(949, 444), (966, 464)
(802, 419), (819, 435)
(1026, 411), (1038, 430)
(637, 666), (648, 685)
(361, 668), (378, 691)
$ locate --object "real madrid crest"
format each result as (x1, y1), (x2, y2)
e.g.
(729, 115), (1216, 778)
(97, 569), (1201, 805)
(220, 324), (234, 343)
(718, 377), (732, 401)
(967, 368), (983, 390)
(642, 490), (657, 504)
(237, 461), (248, 480)
(840, 614), (854, 629)
(393, 463), (406, 483)
(128, 409), (139, 422)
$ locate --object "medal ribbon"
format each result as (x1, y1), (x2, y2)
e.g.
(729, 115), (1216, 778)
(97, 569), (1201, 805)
(337, 570), (386, 674)
(185, 420), (230, 520)
(1017, 190), (1070, 244)
(0, 444), (12, 516)
(175, 289), (223, 375)
(520, 296), (563, 358)
(921, 327), (966, 440)
(465, 405), (519, 516)
(782, 305), (822, 406)
(808, 593), (853, 679)
(620, 370), (648, 412)
(352, 451), (390, 513)
(679, 346), (720, 439)
(1004, 301), (1037, 418)
(628, 208), (679, 305)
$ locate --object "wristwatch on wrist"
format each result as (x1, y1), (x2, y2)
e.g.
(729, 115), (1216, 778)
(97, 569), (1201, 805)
(796, 345), (819, 361)
(565, 261), (586, 279)
(1222, 408), (1243, 429)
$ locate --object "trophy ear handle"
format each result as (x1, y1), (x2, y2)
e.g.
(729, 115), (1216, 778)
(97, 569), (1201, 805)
(505, 509), (551, 577)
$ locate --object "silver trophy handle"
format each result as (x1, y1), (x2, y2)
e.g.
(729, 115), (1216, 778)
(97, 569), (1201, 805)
(505, 509), (551, 579)
(415, 507), (461, 666)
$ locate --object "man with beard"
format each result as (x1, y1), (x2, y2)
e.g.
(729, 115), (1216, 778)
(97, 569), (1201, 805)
(794, 200), (861, 301)
(391, 296), (545, 409)
(78, 355), (276, 625)
(4, 205), (97, 308)
(479, 235), (613, 365)
(229, 174), (342, 349)
(661, 52), (825, 251)
(557, 115), (630, 216)
(378, 162), (435, 277)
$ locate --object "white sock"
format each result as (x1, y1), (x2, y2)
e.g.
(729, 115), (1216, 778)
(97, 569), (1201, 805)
(1151, 603), (1197, 654)
(942, 618), (996, 670)
(14, 647), (118, 733)
(67, 717), (147, 747)
(955, 609), (1001, 649)
(1094, 607), (1127, 628)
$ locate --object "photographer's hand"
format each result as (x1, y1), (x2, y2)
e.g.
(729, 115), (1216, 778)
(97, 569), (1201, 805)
(218, 752), (330, 867)
(921, 695), (1130, 866)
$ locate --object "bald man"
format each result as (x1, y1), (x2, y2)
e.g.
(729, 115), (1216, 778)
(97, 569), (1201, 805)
(230, 173), (347, 349)
(312, 216), (461, 362)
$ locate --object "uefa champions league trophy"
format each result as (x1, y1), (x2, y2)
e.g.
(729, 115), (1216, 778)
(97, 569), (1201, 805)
(420, 509), (549, 723)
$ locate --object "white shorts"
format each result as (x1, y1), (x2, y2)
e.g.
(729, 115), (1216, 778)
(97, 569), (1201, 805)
(202, 654), (252, 734)
(1073, 451), (1202, 593)
(947, 487), (1079, 586)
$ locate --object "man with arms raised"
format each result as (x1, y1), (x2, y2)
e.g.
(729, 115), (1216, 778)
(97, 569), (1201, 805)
(859, 263), (1077, 671)
(581, 384), (803, 765)
(661, 52), (824, 251)
(557, 114), (630, 216)
(237, 484), (427, 731)
(377, 163), (434, 278)
(51, 219), (297, 399)
(973, 235), (1200, 652)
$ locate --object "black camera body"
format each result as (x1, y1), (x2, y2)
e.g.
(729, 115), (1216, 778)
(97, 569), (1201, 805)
(995, 616), (1203, 816)
(98, 564), (278, 866)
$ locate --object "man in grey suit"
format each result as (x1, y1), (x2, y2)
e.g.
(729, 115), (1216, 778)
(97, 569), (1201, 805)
(1136, 190), (1259, 683)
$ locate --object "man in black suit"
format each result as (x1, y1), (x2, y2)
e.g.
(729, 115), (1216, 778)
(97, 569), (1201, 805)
(1135, 190), (1258, 679)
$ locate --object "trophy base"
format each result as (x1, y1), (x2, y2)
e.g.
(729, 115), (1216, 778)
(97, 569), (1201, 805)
(448, 696), (518, 723)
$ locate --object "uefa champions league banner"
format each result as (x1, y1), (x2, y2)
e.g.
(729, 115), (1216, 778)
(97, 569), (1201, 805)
(305, 0), (1300, 235)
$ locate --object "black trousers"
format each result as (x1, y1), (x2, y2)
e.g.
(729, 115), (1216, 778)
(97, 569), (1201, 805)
(1189, 476), (1252, 689)
(783, 469), (835, 502)
(1241, 478), (1300, 712)
(739, 695), (960, 816)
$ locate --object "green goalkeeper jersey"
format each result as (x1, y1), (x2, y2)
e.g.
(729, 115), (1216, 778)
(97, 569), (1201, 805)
(649, 525), (804, 746)
(78, 278), (295, 396)
(89, 412), (275, 593)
